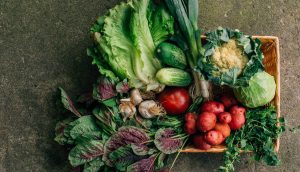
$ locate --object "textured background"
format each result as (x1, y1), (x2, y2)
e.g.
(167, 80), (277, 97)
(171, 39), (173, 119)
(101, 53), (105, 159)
(1, 0), (300, 171)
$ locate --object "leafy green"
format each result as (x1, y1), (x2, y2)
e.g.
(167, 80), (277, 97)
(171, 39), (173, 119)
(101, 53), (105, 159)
(198, 27), (264, 87)
(69, 115), (101, 142)
(219, 106), (285, 171)
(68, 140), (105, 167)
(59, 88), (82, 117)
(55, 116), (102, 145)
(87, 47), (119, 82)
(233, 71), (276, 108)
(103, 126), (150, 166)
(92, 1), (143, 88)
(126, 154), (157, 172)
(83, 157), (104, 172)
(130, 0), (163, 91)
(187, 96), (203, 113)
(108, 145), (145, 171)
(54, 118), (75, 145)
(92, 76), (117, 101)
(148, 2), (175, 46)
(91, 0), (175, 91)
(154, 128), (184, 154)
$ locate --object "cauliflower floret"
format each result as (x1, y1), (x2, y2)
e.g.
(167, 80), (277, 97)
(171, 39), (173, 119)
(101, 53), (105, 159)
(212, 39), (249, 75)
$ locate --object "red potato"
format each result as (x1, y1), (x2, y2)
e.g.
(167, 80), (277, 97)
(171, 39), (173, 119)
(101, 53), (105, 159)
(184, 113), (197, 135)
(201, 101), (225, 115)
(220, 94), (237, 109)
(193, 135), (212, 150)
(197, 112), (217, 132)
(205, 130), (224, 146)
(228, 106), (246, 130)
(214, 123), (231, 138)
(218, 112), (232, 124)
(185, 112), (197, 121)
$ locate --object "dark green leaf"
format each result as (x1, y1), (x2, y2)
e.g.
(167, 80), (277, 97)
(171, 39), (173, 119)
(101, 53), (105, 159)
(187, 96), (203, 113)
(69, 115), (101, 141)
(59, 88), (82, 117)
(83, 157), (104, 172)
(54, 118), (75, 145)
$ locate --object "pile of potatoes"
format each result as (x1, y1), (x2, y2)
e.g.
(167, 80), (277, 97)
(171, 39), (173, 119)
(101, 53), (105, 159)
(184, 95), (246, 150)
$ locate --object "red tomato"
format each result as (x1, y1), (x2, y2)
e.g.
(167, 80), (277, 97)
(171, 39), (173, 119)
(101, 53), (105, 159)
(159, 87), (191, 115)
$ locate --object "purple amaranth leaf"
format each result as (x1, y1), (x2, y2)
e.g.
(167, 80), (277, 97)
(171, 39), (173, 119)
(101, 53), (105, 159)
(109, 145), (146, 171)
(60, 88), (81, 117)
(68, 140), (104, 167)
(103, 126), (150, 166)
(93, 76), (116, 101)
(127, 154), (157, 172)
(116, 79), (130, 93)
(131, 143), (149, 156)
(154, 128), (183, 154)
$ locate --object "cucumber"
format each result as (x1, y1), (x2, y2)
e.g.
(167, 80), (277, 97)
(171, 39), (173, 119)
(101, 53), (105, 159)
(156, 68), (192, 87)
(156, 42), (187, 69)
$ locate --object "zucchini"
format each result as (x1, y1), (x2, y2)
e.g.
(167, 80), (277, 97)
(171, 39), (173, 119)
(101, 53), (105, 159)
(156, 68), (192, 87)
(156, 42), (187, 69)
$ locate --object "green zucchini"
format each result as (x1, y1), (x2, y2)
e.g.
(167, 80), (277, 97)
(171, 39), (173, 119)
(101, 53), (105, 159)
(156, 42), (187, 69)
(156, 68), (192, 87)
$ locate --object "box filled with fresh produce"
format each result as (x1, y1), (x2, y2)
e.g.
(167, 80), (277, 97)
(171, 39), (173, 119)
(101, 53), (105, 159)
(54, 0), (284, 171)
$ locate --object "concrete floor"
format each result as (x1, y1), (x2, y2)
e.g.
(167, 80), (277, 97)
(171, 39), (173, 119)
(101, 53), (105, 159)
(0, 0), (300, 171)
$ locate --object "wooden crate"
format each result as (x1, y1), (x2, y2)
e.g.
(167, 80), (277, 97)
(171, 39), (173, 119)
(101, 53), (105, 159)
(181, 36), (281, 153)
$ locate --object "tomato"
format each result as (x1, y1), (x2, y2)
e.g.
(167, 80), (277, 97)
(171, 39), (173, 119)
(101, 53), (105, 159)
(159, 87), (191, 115)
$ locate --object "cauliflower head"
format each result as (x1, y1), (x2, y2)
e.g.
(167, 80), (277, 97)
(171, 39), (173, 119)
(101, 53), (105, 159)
(212, 39), (249, 75)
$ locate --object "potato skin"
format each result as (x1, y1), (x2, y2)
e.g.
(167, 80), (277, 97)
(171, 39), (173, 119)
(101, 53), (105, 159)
(184, 113), (197, 135)
(197, 112), (217, 132)
(193, 135), (212, 150)
(214, 123), (231, 138)
(201, 101), (225, 115)
(205, 130), (224, 146)
(228, 106), (246, 130)
(220, 94), (237, 109)
(218, 112), (232, 124)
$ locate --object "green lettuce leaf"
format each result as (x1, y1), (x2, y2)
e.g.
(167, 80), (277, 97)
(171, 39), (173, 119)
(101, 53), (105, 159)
(92, 2), (143, 88)
(148, 2), (175, 46)
(87, 47), (119, 82)
(130, 0), (163, 90)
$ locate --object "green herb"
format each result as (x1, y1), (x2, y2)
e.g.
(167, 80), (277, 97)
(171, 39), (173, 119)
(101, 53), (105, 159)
(219, 106), (285, 171)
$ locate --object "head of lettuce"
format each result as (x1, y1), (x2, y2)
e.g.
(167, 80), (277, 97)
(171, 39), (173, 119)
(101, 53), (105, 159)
(88, 0), (175, 91)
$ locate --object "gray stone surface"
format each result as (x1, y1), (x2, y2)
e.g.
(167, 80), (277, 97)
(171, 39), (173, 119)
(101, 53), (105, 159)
(0, 0), (299, 171)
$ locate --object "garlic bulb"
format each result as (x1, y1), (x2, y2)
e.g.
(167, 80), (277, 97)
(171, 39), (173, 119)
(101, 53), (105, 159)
(119, 99), (136, 120)
(130, 89), (143, 105)
(138, 100), (166, 119)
